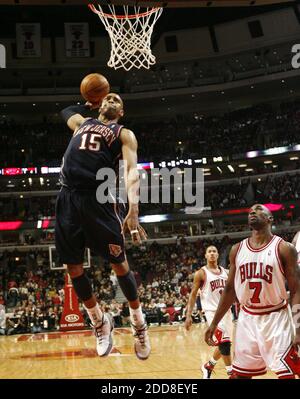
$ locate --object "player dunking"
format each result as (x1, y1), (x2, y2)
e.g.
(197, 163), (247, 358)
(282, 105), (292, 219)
(55, 93), (151, 359)
(185, 246), (233, 378)
(205, 204), (300, 378)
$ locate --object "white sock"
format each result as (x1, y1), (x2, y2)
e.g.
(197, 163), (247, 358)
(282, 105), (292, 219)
(209, 358), (218, 366)
(85, 304), (103, 326)
(129, 305), (144, 326)
(226, 366), (233, 373)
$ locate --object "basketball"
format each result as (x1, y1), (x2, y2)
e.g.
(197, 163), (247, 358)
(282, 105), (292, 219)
(80, 73), (110, 104)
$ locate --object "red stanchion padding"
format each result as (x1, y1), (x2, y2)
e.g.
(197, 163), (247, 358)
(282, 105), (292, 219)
(59, 273), (85, 331)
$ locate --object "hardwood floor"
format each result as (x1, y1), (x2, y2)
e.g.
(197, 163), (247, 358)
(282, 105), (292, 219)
(0, 323), (276, 379)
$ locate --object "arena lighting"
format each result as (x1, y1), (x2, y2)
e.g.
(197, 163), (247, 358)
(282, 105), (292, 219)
(0, 221), (23, 231)
(290, 156), (299, 160)
(246, 145), (290, 158)
(42, 220), (51, 229)
(228, 165), (235, 172)
(139, 215), (168, 223)
(216, 203), (284, 216)
(136, 162), (154, 170)
(2, 167), (37, 176)
(264, 160), (273, 164)
(213, 157), (223, 162)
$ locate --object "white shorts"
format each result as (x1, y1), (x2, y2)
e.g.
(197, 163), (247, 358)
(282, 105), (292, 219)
(233, 307), (295, 378)
(205, 310), (232, 344)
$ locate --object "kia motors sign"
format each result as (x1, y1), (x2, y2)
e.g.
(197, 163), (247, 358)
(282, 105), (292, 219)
(60, 274), (85, 331)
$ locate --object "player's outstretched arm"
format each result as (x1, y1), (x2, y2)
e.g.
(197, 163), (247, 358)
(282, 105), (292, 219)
(184, 269), (204, 331)
(279, 241), (300, 349)
(204, 244), (238, 346)
(120, 128), (147, 245)
(61, 102), (96, 132)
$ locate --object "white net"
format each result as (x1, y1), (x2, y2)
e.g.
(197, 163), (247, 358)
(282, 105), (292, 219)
(89, 3), (163, 71)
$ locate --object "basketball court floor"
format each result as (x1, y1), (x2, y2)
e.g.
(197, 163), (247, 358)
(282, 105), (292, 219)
(0, 323), (275, 379)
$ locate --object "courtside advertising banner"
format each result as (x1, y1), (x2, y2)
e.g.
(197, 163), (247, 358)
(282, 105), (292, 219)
(64, 23), (90, 58)
(16, 23), (41, 58)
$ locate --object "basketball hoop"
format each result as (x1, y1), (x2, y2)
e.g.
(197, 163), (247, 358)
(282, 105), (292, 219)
(89, 3), (163, 71)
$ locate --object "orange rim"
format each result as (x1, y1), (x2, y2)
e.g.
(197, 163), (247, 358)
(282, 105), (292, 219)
(88, 3), (161, 20)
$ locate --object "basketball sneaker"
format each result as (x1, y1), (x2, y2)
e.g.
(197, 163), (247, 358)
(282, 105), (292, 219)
(131, 322), (151, 360)
(201, 361), (215, 379)
(92, 313), (113, 357)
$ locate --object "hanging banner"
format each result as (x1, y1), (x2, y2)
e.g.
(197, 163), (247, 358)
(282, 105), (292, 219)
(16, 23), (41, 58)
(65, 23), (90, 57)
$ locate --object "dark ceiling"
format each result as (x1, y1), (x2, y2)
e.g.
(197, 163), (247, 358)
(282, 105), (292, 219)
(0, 1), (297, 37)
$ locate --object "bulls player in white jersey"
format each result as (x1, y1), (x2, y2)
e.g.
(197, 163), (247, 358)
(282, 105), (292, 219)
(185, 246), (233, 378)
(205, 204), (300, 379)
(292, 231), (300, 265)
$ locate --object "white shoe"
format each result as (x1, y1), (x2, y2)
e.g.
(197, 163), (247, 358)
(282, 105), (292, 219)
(201, 362), (215, 379)
(93, 313), (113, 357)
(131, 323), (151, 360)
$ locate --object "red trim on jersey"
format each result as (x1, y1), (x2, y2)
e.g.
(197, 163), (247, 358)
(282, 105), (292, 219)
(116, 125), (124, 138)
(277, 375), (295, 379)
(243, 301), (286, 310)
(206, 266), (222, 276)
(242, 302), (287, 315)
(234, 241), (243, 267)
(246, 235), (276, 252)
(233, 365), (267, 376)
(199, 267), (207, 291)
(276, 370), (294, 376)
(280, 344), (300, 376)
(275, 238), (285, 276)
(213, 327), (231, 345)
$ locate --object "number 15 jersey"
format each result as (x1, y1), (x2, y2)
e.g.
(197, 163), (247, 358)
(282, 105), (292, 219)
(60, 118), (123, 189)
(234, 235), (288, 315)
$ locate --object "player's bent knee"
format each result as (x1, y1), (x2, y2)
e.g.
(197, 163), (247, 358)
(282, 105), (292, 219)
(71, 273), (93, 301)
(219, 342), (231, 356)
(111, 260), (129, 276)
(67, 264), (84, 278)
(117, 271), (138, 302)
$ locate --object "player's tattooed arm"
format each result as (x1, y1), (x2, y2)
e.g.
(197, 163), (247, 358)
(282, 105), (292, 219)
(184, 269), (204, 331)
(279, 241), (300, 346)
(204, 243), (238, 346)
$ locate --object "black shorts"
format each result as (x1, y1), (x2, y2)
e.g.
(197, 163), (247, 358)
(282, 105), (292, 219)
(55, 187), (125, 265)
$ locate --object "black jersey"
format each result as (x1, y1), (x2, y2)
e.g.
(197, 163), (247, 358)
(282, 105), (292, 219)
(60, 118), (123, 189)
